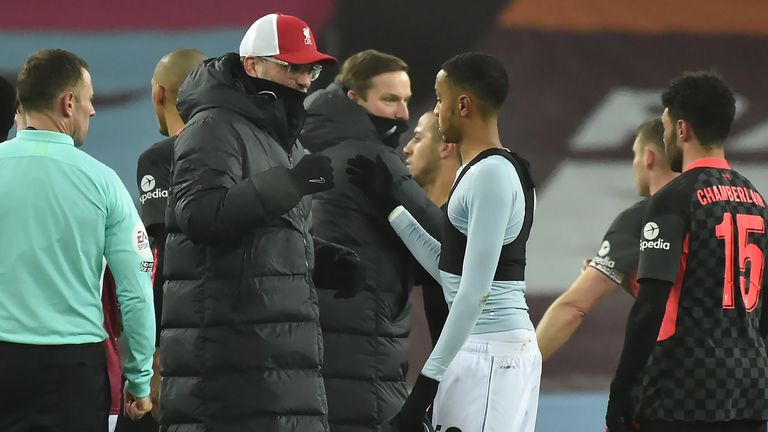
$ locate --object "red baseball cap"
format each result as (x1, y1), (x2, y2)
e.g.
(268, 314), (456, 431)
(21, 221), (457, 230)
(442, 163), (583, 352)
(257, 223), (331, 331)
(239, 13), (337, 65)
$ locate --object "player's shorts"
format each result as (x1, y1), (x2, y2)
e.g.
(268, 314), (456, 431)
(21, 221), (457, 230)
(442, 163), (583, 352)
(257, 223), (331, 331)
(432, 329), (541, 432)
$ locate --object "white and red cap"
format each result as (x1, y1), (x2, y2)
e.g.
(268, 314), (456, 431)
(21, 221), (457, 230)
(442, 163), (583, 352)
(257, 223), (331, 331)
(239, 13), (337, 65)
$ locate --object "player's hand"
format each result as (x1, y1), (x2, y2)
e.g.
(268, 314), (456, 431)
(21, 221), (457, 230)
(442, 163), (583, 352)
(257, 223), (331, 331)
(289, 153), (334, 195)
(313, 241), (366, 299)
(391, 374), (439, 432)
(346, 154), (398, 215)
(124, 387), (152, 421)
(605, 377), (637, 432)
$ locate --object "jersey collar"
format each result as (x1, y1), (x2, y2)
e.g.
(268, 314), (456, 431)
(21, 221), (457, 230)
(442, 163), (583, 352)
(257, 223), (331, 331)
(684, 157), (731, 172)
(16, 129), (75, 146)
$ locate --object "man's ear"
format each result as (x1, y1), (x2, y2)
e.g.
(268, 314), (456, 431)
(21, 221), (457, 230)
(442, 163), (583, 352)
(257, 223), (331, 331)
(153, 85), (166, 107)
(61, 91), (76, 118)
(678, 119), (694, 143)
(242, 56), (261, 78)
(644, 145), (655, 170)
(347, 89), (362, 103)
(458, 95), (470, 117)
(439, 142), (457, 159)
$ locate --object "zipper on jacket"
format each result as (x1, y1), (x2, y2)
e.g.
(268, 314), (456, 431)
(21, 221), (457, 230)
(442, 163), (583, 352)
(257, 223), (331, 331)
(288, 152), (294, 168)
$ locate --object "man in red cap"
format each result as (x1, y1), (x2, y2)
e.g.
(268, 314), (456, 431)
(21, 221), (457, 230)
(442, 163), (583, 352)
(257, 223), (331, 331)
(159, 13), (364, 432)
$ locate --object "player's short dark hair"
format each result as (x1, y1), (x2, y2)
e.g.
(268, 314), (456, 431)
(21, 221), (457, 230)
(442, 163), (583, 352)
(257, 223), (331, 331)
(637, 118), (664, 150)
(0, 75), (15, 140)
(337, 50), (408, 99)
(661, 71), (735, 147)
(17, 49), (89, 113)
(441, 52), (509, 115)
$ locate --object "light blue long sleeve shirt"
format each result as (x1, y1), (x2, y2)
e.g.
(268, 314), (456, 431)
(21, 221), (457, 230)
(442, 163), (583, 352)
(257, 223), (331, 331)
(389, 155), (533, 381)
(0, 130), (155, 397)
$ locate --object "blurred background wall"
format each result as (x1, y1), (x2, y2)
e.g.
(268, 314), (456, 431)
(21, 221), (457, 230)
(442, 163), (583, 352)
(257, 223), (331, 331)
(3, 1), (767, 429)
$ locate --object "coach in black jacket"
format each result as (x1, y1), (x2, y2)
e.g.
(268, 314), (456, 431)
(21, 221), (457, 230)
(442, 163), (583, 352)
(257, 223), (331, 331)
(301, 50), (443, 432)
(160, 14), (362, 432)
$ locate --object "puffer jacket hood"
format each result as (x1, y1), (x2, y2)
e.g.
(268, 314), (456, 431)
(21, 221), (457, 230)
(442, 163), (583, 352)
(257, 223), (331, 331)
(301, 82), (380, 153)
(178, 53), (308, 150)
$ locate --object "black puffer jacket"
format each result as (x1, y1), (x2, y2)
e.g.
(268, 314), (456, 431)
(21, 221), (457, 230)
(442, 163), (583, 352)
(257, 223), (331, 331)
(301, 82), (442, 432)
(160, 53), (327, 432)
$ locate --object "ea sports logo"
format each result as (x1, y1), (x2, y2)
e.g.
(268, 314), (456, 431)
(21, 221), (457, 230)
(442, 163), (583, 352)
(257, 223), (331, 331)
(598, 240), (611, 257)
(140, 175), (156, 192)
(643, 222), (660, 240)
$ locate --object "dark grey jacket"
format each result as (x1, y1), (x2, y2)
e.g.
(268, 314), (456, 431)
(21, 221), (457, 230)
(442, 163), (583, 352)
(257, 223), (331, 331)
(301, 82), (441, 432)
(160, 53), (327, 432)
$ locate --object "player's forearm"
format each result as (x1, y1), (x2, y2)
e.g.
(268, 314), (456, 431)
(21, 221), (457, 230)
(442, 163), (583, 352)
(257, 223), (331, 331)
(613, 279), (671, 389)
(115, 277), (156, 397)
(421, 291), (485, 381)
(389, 206), (442, 282)
(174, 167), (303, 245)
(110, 252), (155, 397)
(536, 302), (585, 361)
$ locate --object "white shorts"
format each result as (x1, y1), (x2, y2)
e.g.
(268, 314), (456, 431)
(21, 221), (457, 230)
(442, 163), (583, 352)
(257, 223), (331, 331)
(432, 329), (541, 432)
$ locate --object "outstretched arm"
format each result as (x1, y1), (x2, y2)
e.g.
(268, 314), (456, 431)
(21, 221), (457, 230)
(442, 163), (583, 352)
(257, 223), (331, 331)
(536, 267), (619, 361)
(389, 206), (442, 283)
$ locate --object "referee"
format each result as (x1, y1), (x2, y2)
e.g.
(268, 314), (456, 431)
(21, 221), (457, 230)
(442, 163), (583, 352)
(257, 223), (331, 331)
(0, 49), (155, 432)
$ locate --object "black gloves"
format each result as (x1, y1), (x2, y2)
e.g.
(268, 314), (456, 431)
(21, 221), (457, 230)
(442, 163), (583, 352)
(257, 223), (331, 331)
(605, 377), (637, 432)
(289, 153), (334, 195)
(346, 154), (399, 215)
(313, 241), (365, 299)
(389, 374), (439, 432)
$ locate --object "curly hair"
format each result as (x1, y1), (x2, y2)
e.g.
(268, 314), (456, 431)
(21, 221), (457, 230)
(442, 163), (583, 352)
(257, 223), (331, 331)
(661, 71), (736, 147)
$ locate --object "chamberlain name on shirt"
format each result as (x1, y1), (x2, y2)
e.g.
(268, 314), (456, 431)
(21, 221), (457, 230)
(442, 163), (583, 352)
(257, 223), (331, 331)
(697, 185), (766, 208)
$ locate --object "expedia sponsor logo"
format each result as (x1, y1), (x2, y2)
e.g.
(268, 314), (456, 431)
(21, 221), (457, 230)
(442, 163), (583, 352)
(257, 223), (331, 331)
(640, 238), (671, 251)
(140, 188), (168, 204)
(598, 240), (611, 257)
(591, 256), (615, 269)
(140, 175), (155, 192)
(640, 222), (670, 251)
(643, 222), (659, 240)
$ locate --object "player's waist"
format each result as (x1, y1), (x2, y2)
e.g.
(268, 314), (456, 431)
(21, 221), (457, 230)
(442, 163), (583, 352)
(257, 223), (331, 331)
(473, 310), (534, 335)
(463, 329), (538, 356)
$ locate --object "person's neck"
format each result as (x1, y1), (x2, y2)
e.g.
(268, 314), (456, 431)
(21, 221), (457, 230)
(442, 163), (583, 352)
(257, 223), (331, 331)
(163, 105), (185, 137)
(458, 117), (503, 164)
(682, 141), (726, 171)
(24, 111), (70, 135)
(423, 162), (459, 207)
(648, 170), (679, 195)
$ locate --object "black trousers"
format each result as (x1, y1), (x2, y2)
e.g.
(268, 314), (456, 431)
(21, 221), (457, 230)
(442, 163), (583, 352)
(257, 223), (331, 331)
(114, 412), (158, 432)
(640, 419), (767, 432)
(0, 341), (108, 432)
(114, 390), (159, 432)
